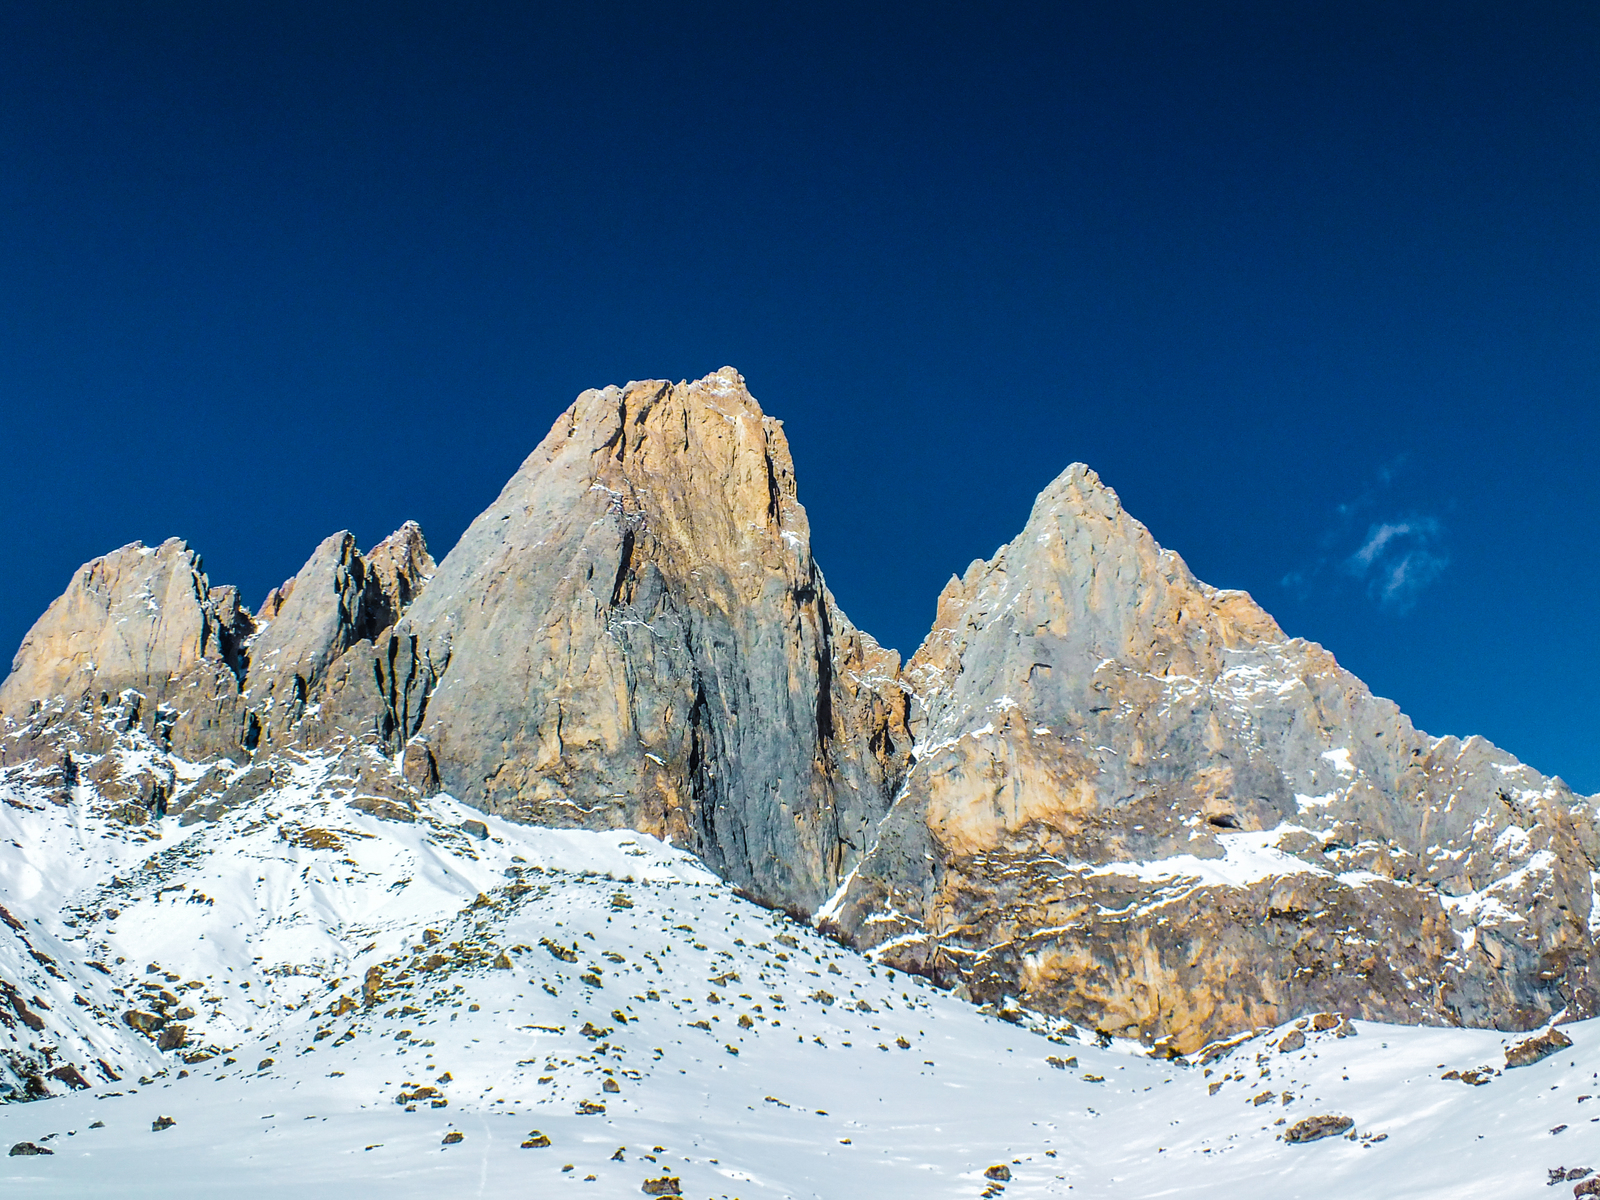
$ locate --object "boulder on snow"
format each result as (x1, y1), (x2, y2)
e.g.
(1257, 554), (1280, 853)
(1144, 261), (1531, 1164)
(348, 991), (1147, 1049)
(1505, 1027), (1573, 1068)
(9, 1142), (53, 1156)
(46, 1064), (90, 1090)
(984, 1164), (1012, 1181)
(641, 1178), (682, 1196)
(123, 1009), (165, 1034)
(151, 1116), (176, 1131)
(1284, 1115), (1353, 1144)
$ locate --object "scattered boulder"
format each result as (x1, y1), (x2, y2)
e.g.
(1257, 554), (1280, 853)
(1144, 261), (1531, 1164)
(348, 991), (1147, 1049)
(460, 819), (489, 840)
(603, 1077), (621, 1093)
(541, 938), (578, 963)
(576, 1100), (606, 1115)
(985, 1164), (1012, 1181)
(521, 1131), (551, 1148)
(46, 1064), (90, 1090)
(123, 1009), (165, 1034)
(1576, 1179), (1600, 1199)
(442, 1131), (464, 1145)
(151, 1116), (176, 1131)
(1285, 1115), (1354, 1144)
(9, 1142), (53, 1156)
(641, 1178), (682, 1196)
(1506, 1028), (1574, 1069)
(1278, 1029), (1306, 1054)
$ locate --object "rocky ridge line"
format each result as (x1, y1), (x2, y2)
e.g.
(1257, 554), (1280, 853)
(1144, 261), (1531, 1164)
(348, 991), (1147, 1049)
(2, 368), (1595, 1054)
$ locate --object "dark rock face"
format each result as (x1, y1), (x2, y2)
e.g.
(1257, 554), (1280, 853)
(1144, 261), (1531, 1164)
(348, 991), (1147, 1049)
(1, 368), (1595, 1055)
(248, 523), (435, 747)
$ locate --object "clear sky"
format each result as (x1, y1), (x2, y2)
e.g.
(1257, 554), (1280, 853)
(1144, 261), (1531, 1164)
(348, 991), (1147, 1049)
(2, 3), (1596, 791)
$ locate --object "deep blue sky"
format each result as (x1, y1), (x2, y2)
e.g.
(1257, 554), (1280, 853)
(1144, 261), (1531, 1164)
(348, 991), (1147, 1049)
(2, 3), (1597, 790)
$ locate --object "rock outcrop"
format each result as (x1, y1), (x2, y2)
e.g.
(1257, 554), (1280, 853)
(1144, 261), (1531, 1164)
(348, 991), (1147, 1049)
(816, 465), (1598, 1051)
(0, 524), (435, 775)
(0, 539), (257, 763)
(248, 523), (435, 745)
(2, 369), (1595, 1055)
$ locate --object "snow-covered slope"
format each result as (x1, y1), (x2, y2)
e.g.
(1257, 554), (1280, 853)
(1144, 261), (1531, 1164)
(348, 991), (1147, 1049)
(3, 741), (1598, 1198)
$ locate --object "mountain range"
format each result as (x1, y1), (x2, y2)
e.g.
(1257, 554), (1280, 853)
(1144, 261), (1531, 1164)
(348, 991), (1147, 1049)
(2, 368), (1596, 1197)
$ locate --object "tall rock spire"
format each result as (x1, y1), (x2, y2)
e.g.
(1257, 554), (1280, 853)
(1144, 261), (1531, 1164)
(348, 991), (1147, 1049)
(330, 368), (912, 910)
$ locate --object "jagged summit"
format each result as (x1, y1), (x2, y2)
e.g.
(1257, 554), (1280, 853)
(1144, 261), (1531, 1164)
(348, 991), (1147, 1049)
(2, 367), (1595, 1059)
(371, 369), (909, 910)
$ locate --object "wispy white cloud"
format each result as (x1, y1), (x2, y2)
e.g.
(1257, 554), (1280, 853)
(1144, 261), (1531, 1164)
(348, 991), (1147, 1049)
(1281, 461), (1450, 614)
(1343, 518), (1448, 612)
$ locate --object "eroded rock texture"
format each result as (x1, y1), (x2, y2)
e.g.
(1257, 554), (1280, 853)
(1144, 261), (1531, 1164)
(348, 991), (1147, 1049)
(817, 465), (1598, 1051)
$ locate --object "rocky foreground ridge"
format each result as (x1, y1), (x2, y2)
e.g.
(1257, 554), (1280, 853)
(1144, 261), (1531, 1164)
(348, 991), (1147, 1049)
(3, 367), (1595, 1058)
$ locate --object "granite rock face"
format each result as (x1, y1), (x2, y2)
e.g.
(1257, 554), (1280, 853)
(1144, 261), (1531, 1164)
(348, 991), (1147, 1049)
(0, 523), (435, 774)
(816, 465), (1598, 1051)
(249, 523), (435, 746)
(2, 370), (1594, 1054)
(341, 369), (912, 910)
(0, 538), (257, 763)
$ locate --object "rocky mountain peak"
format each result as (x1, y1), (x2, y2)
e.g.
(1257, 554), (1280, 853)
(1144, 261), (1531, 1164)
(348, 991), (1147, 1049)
(343, 369), (909, 910)
(0, 538), (255, 761)
(825, 448), (1596, 1049)
(2, 368), (1594, 1059)
(906, 460), (1286, 741)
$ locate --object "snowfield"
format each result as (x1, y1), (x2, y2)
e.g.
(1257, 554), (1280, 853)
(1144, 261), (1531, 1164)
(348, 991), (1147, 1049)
(2, 751), (1597, 1198)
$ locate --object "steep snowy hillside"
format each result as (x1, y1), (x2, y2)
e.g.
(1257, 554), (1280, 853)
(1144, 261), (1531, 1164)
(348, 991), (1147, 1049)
(3, 740), (1598, 1198)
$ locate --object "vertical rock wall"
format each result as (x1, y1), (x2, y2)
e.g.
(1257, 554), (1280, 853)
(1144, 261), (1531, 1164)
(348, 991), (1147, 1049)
(357, 369), (912, 910)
